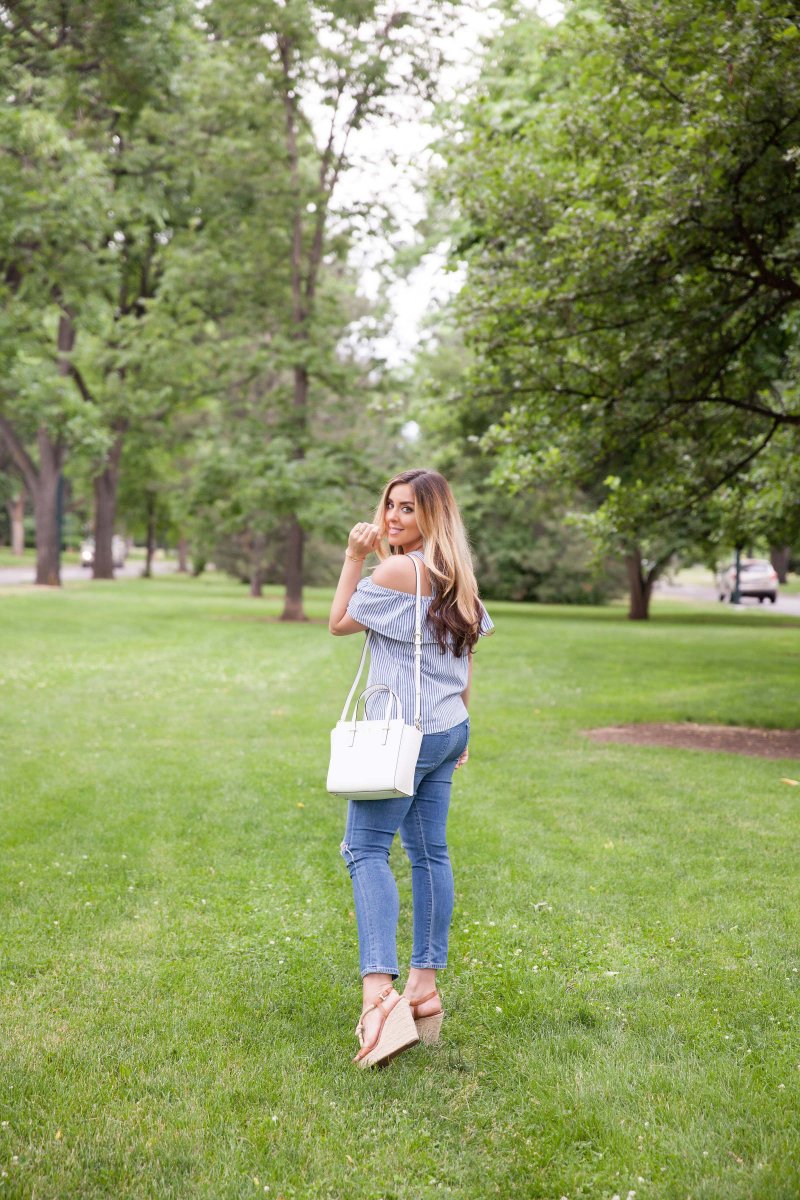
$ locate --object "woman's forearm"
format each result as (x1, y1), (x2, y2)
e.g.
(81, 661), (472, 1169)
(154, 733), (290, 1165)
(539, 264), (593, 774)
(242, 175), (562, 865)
(328, 554), (366, 632)
(329, 523), (381, 634)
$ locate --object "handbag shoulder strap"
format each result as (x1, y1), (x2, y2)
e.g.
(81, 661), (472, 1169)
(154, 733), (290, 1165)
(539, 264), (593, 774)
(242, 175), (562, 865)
(408, 553), (422, 731)
(339, 553), (423, 729)
(339, 629), (372, 721)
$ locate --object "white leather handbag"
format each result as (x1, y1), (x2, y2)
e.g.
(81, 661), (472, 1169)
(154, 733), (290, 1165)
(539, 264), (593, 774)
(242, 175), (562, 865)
(327, 555), (424, 800)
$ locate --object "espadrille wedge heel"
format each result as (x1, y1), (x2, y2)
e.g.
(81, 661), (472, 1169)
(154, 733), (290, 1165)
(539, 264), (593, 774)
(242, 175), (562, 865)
(408, 990), (444, 1045)
(354, 986), (419, 1069)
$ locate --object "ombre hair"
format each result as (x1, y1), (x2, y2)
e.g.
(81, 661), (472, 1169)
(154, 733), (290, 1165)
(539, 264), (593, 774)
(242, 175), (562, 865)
(371, 468), (482, 657)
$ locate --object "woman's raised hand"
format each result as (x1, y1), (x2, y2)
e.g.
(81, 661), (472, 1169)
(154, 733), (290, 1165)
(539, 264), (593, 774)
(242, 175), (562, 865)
(347, 522), (381, 561)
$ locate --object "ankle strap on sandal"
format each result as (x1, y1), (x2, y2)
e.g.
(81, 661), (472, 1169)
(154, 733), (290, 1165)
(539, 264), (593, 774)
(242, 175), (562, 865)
(408, 989), (439, 1011)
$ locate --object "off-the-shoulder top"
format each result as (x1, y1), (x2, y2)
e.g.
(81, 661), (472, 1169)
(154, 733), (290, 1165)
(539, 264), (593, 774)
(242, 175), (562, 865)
(346, 550), (494, 734)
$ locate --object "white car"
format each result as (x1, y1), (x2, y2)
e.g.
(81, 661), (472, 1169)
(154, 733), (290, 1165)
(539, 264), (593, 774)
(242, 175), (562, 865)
(717, 558), (778, 604)
(80, 535), (127, 569)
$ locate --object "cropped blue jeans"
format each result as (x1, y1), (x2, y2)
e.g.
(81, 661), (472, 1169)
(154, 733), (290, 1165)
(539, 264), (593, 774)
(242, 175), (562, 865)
(339, 717), (470, 979)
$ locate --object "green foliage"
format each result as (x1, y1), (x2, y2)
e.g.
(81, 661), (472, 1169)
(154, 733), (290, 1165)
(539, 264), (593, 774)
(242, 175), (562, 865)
(0, 0), (197, 443)
(404, 323), (626, 603)
(0, 0), (488, 599)
(440, 0), (800, 562)
(163, 0), (463, 601)
(465, 485), (627, 603)
(693, 425), (800, 564)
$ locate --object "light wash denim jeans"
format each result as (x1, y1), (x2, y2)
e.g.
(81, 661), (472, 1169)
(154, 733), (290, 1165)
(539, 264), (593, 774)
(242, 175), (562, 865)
(339, 717), (470, 979)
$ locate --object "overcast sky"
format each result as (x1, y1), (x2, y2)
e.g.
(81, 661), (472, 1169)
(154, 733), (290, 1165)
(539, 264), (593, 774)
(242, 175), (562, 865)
(334, 0), (564, 367)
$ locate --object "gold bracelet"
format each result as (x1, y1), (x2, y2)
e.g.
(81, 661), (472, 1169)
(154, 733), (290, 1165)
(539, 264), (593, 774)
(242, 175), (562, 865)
(345, 552), (366, 562)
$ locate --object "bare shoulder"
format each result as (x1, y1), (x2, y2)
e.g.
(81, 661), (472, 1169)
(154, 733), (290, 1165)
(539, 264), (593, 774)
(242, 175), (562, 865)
(371, 555), (419, 594)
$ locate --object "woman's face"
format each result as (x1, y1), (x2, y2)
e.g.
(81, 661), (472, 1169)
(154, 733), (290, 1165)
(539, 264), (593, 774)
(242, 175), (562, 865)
(385, 483), (423, 552)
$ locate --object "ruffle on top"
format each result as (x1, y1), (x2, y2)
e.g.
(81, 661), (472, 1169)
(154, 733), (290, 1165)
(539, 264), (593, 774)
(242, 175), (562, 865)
(347, 577), (494, 644)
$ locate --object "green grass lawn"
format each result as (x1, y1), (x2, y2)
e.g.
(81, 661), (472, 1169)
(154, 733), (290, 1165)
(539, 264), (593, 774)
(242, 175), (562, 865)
(1, 576), (798, 1200)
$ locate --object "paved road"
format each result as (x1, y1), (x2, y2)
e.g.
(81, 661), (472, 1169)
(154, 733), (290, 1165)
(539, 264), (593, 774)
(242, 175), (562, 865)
(654, 578), (800, 617)
(0, 559), (176, 585)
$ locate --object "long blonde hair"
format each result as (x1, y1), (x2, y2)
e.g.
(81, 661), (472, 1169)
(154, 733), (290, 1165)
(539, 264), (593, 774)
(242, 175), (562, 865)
(371, 468), (482, 656)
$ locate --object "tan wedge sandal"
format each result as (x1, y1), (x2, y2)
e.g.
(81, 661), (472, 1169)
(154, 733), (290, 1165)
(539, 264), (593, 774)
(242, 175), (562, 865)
(408, 990), (444, 1045)
(354, 985), (419, 1069)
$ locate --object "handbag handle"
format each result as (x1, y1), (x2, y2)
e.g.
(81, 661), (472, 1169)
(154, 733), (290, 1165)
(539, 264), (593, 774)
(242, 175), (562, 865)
(348, 684), (403, 727)
(339, 554), (423, 730)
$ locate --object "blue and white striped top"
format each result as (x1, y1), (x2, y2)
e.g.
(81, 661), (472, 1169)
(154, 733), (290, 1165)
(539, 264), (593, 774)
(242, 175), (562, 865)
(346, 551), (495, 734)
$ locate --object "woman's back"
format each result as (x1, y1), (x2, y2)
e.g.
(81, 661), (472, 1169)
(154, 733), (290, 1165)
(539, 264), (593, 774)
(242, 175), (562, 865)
(346, 550), (493, 734)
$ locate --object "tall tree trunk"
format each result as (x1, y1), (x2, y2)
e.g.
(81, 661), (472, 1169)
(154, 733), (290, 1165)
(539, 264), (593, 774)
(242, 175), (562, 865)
(30, 311), (76, 586)
(281, 517), (307, 619)
(280, 366), (309, 619)
(250, 531), (265, 598)
(770, 544), (790, 584)
(143, 495), (156, 578)
(177, 535), (189, 573)
(626, 551), (652, 620)
(625, 546), (674, 619)
(92, 425), (126, 580)
(279, 46), (309, 623)
(10, 492), (24, 555)
(0, 415), (62, 582)
(33, 428), (62, 586)
(625, 547), (653, 620)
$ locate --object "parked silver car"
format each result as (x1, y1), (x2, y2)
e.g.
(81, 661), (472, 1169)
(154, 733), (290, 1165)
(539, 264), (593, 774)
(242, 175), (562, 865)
(80, 535), (127, 569)
(717, 558), (779, 604)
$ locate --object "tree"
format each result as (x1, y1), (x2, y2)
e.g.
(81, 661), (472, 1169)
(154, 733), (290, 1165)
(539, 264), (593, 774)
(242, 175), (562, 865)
(202, 0), (456, 619)
(0, 0), (196, 583)
(0, 98), (108, 582)
(404, 320), (628, 603)
(437, 0), (800, 616)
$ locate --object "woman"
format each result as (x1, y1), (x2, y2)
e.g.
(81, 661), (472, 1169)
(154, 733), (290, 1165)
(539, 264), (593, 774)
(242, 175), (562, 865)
(328, 468), (494, 1068)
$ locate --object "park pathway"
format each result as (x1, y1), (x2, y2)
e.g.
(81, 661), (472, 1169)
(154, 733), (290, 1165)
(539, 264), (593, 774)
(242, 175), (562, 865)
(654, 577), (800, 617)
(0, 560), (176, 586)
